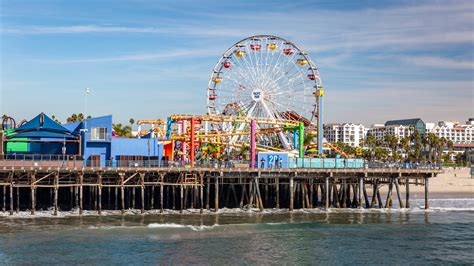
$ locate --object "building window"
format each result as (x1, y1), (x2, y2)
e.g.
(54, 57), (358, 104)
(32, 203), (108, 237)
(91, 127), (108, 140)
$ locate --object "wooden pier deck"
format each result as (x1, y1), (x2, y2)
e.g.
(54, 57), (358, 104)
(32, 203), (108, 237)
(0, 165), (442, 215)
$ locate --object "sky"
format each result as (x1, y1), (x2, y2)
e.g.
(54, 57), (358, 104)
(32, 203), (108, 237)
(0, 0), (473, 126)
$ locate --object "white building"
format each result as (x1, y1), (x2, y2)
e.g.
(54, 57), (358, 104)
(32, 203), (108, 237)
(323, 123), (366, 147)
(429, 120), (474, 144)
(366, 124), (413, 142)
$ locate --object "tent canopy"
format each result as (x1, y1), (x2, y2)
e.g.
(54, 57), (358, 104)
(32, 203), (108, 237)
(7, 113), (79, 140)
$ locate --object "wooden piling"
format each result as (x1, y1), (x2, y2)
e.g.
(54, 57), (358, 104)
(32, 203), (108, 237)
(54, 173), (59, 216)
(275, 177), (280, 209)
(2, 186), (5, 212)
(9, 180), (13, 215)
(16, 185), (19, 213)
(325, 176), (329, 210)
(151, 185), (155, 209)
(206, 176), (210, 210)
(140, 173), (145, 214)
(120, 173), (125, 214)
(214, 175), (219, 212)
(160, 174), (164, 213)
(394, 176), (404, 208)
(254, 176), (264, 211)
(98, 174), (102, 215)
(289, 175), (294, 211)
(424, 177), (429, 209)
(30, 173), (35, 215)
(385, 178), (393, 208)
(200, 173), (204, 214)
(180, 185), (184, 213)
(405, 177), (410, 208)
(358, 176), (364, 209)
(371, 179), (378, 208)
(79, 173), (83, 215)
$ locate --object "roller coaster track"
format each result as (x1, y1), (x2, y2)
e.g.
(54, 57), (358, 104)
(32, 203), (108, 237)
(170, 114), (300, 127)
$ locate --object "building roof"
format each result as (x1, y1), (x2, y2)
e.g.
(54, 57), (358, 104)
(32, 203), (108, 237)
(385, 118), (424, 126)
(7, 113), (79, 139)
(62, 122), (83, 134)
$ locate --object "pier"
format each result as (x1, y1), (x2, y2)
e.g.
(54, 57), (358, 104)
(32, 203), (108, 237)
(0, 164), (442, 215)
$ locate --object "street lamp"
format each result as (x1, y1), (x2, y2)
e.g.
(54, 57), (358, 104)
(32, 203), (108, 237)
(83, 88), (91, 133)
(80, 88), (91, 161)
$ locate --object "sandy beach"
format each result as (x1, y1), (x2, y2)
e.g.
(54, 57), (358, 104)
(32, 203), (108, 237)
(374, 167), (473, 199)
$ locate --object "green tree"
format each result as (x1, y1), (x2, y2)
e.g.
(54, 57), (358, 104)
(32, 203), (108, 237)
(113, 123), (132, 137)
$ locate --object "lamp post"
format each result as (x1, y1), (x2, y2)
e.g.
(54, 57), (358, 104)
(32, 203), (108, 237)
(81, 88), (91, 162)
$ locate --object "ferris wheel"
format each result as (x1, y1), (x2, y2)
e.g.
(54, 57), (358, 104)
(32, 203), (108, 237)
(206, 35), (324, 152)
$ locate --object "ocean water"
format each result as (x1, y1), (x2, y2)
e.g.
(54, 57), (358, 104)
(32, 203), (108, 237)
(0, 198), (473, 264)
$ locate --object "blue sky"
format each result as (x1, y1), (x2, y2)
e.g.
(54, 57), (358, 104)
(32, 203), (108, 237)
(1, 0), (473, 126)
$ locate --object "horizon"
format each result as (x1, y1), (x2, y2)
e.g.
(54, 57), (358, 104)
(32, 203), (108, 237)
(1, 0), (473, 125)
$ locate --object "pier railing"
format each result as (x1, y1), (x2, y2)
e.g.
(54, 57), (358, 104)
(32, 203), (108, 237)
(0, 154), (441, 170)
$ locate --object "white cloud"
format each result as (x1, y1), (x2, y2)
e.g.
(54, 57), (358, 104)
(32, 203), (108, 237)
(401, 56), (474, 70)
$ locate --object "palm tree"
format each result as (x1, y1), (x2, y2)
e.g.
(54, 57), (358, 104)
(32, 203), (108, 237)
(384, 134), (399, 161)
(409, 129), (423, 162)
(365, 135), (376, 161)
(424, 133), (440, 163)
(113, 123), (132, 137)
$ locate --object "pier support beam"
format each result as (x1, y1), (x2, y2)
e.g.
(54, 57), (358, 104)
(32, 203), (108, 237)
(79, 173), (83, 215)
(325, 176), (329, 210)
(10, 174), (14, 215)
(214, 174), (219, 212)
(406, 177), (410, 208)
(289, 175), (294, 211)
(275, 177), (280, 209)
(160, 174), (164, 213)
(200, 173), (204, 214)
(394, 175), (404, 208)
(120, 173), (125, 214)
(358, 176), (364, 209)
(54, 173), (59, 216)
(140, 173), (145, 214)
(30, 173), (36, 215)
(98, 174), (102, 215)
(424, 177), (429, 209)
(206, 176), (210, 210)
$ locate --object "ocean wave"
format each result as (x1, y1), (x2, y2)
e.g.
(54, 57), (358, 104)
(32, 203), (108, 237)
(1, 198), (473, 219)
(147, 223), (219, 231)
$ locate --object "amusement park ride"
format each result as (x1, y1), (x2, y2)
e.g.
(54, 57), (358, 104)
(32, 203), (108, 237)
(164, 35), (336, 167)
(1, 35), (345, 167)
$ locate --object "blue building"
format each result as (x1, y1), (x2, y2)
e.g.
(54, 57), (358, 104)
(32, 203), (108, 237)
(3, 113), (80, 158)
(67, 115), (164, 167)
(3, 113), (164, 167)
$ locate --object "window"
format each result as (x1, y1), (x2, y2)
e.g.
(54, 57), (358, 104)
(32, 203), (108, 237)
(91, 127), (108, 140)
